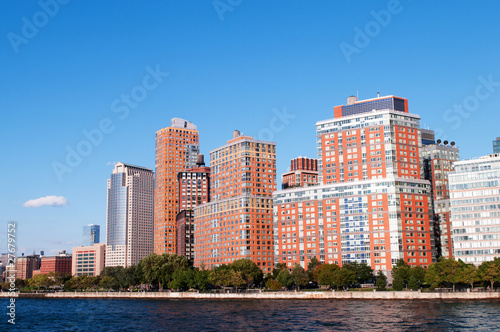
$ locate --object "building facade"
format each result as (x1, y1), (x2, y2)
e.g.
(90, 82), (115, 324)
(194, 131), (276, 272)
(422, 141), (459, 258)
(33, 251), (72, 276)
(106, 162), (154, 267)
(493, 137), (500, 154)
(281, 157), (318, 189)
(12, 255), (40, 279)
(449, 154), (500, 265)
(72, 243), (106, 276)
(176, 157), (210, 260)
(83, 224), (100, 246)
(154, 118), (200, 254)
(273, 95), (435, 274)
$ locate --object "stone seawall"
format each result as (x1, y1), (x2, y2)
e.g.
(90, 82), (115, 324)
(2, 291), (499, 300)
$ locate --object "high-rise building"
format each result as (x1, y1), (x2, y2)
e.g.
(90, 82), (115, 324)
(32, 251), (72, 276)
(154, 118), (200, 254)
(83, 224), (100, 246)
(106, 162), (154, 267)
(72, 243), (106, 276)
(449, 153), (500, 265)
(422, 140), (459, 258)
(421, 129), (436, 146)
(273, 95), (435, 274)
(194, 130), (276, 272)
(11, 255), (41, 279)
(493, 137), (500, 154)
(176, 155), (210, 260)
(281, 157), (318, 189)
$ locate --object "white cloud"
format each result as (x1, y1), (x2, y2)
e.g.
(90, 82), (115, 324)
(23, 196), (68, 208)
(106, 161), (118, 166)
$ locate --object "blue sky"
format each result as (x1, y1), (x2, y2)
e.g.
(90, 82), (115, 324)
(1, 1), (500, 256)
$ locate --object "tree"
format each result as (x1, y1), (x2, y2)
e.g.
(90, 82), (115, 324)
(332, 266), (356, 289)
(100, 276), (119, 290)
(392, 275), (404, 291)
(291, 264), (309, 290)
(273, 263), (287, 279)
(314, 264), (339, 288)
(231, 259), (263, 288)
(28, 274), (53, 292)
(343, 262), (373, 285)
(194, 268), (210, 291)
(408, 275), (419, 290)
(458, 264), (479, 290)
(138, 253), (165, 291)
(408, 266), (425, 287)
(307, 257), (322, 282)
(229, 270), (246, 291)
(265, 278), (281, 291)
(277, 268), (292, 289)
(425, 258), (461, 291)
(375, 271), (387, 290)
(392, 259), (410, 288)
(478, 259), (500, 289)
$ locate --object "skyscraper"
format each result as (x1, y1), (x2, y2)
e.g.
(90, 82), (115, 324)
(82, 224), (100, 246)
(176, 155), (210, 260)
(154, 118), (200, 254)
(493, 137), (500, 154)
(106, 162), (154, 267)
(422, 139), (459, 258)
(273, 95), (435, 274)
(194, 130), (276, 272)
(449, 153), (500, 265)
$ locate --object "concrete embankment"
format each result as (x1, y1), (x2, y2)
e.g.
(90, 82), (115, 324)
(1, 291), (499, 300)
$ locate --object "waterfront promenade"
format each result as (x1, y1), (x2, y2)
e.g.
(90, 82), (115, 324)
(2, 290), (499, 300)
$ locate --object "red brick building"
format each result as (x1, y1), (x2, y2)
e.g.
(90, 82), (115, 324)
(176, 157), (210, 260)
(194, 130), (276, 272)
(154, 118), (200, 254)
(273, 95), (435, 274)
(282, 157), (318, 189)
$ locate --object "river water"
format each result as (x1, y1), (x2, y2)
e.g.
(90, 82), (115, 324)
(3, 298), (500, 331)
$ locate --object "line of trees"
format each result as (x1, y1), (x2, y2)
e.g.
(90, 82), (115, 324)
(5, 255), (500, 293)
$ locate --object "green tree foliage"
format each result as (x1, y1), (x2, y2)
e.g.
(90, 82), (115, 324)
(307, 257), (322, 282)
(314, 264), (339, 288)
(265, 278), (281, 291)
(100, 276), (119, 290)
(343, 262), (373, 284)
(425, 258), (461, 291)
(478, 258), (500, 289)
(375, 271), (387, 290)
(332, 266), (356, 289)
(458, 264), (479, 290)
(291, 264), (309, 290)
(392, 275), (404, 291)
(231, 259), (263, 287)
(408, 275), (419, 290)
(272, 263), (287, 279)
(392, 259), (410, 286)
(277, 268), (292, 288)
(28, 274), (53, 291)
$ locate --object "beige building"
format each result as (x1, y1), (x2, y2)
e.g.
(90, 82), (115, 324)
(72, 243), (106, 276)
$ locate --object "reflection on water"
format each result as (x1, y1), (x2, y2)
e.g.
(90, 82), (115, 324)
(5, 298), (500, 331)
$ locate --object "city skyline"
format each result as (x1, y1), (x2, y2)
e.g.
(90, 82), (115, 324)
(2, 1), (500, 255)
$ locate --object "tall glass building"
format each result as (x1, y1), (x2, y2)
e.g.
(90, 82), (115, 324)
(82, 224), (100, 246)
(493, 137), (500, 154)
(106, 163), (154, 267)
(449, 154), (500, 265)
